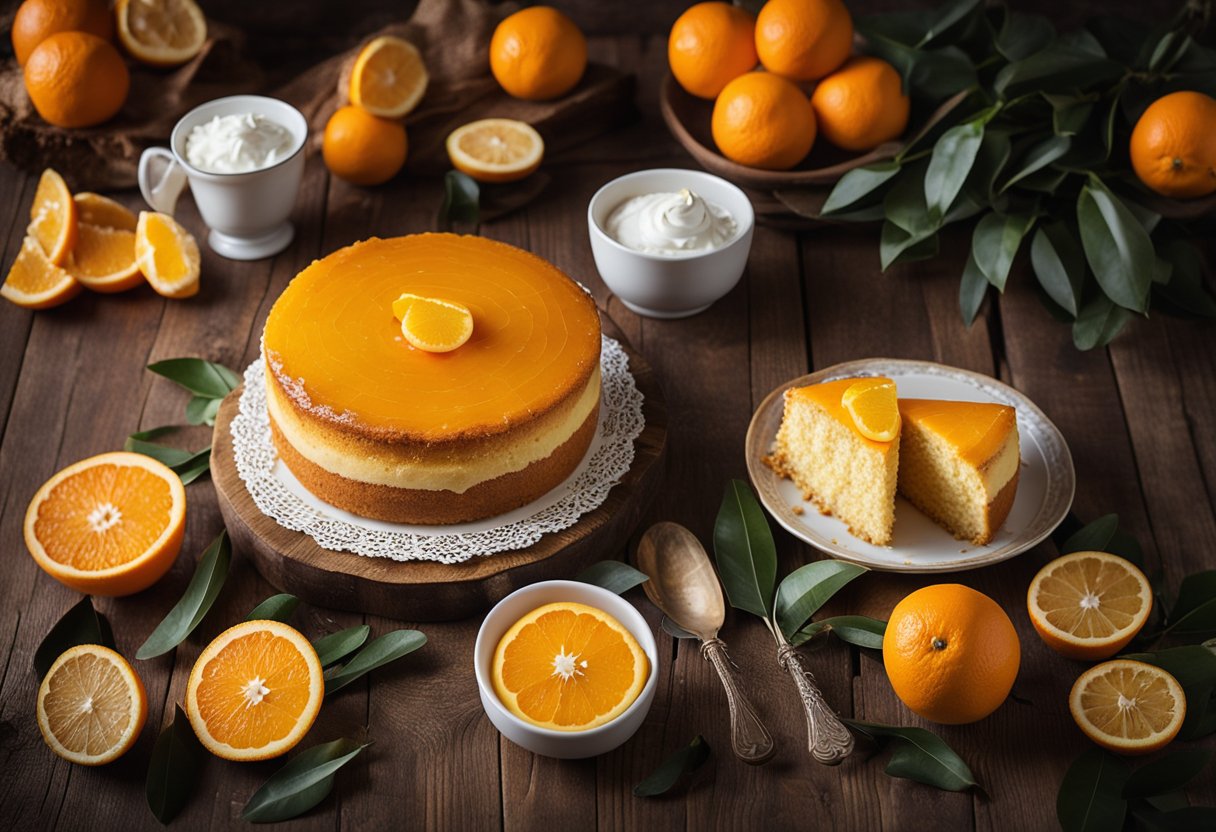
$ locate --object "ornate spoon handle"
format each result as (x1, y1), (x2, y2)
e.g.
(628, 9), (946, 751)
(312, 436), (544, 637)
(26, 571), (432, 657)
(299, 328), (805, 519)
(776, 643), (854, 765)
(700, 638), (776, 765)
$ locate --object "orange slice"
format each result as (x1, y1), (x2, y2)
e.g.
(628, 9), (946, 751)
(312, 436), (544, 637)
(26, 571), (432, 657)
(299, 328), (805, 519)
(400, 295), (474, 353)
(115, 0), (207, 67)
(349, 35), (428, 118)
(75, 192), (138, 232)
(1, 235), (82, 309)
(68, 224), (142, 293)
(492, 601), (650, 731)
(1069, 659), (1185, 755)
(391, 291), (423, 322)
(37, 644), (148, 766)
(135, 211), (200, 298)
(446, 118), (544, 183)
(186, 620), (324, 761)
(28, 168), (77, 265)
(24, 451), (186, 596)
(842, 378), (900, 441)
(1028, 551), (1153, 660)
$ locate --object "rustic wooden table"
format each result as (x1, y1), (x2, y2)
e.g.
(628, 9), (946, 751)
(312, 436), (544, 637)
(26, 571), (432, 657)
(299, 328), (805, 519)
(3, 10), (1216, 832)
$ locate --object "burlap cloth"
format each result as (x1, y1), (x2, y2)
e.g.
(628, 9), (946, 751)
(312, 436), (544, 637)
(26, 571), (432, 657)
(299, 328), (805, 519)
(0, 0), (635, 191)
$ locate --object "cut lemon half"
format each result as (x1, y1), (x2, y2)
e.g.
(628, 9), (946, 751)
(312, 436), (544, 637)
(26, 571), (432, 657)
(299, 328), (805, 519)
(446, 118), (544, 183)
(75, 192), (138, 232)
(400, 295), (474, 353)
(136, 211), (200, 298)
(842, 378), (900, 442)
(24, 451), (186, 596)
(2, 235), (82, 309)
(1069, 659), (1185, 755)
(68, 224), (142, 293)
(29, 168), (77, 265)
(1028, 551), (1152, 660)
(116, 0), (207, 67)
(37, 644), (148, 766)
(349, 35), (428, 118)
(186, 620), (324, 761)
(492, 602), (650, 731)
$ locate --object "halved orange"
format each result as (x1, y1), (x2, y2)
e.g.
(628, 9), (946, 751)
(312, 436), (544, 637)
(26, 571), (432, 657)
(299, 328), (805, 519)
(445, 118), (544, 183)
(492, 602), (650, 731)
(186, 620), (324, 761)
(400, 295), (474, 353)
(28, 168), (77, 265)
(842, 377), (900, 441)
(68, 224), (142, 293)
(135, 211), (200, 298)
(1069, 659), (1185, 755)
(75, 192), (138, 232)
(24, 451), (186, 596)
(1028, 551), (1153, 660)
(349, 35), (428, 118)
(2, 235), (82, 309)
(37, 644), (148, 766)
(115, 0), (207, 67)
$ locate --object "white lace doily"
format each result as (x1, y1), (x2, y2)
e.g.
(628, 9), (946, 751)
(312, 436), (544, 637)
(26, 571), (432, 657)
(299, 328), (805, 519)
(230, 336), (645, 564)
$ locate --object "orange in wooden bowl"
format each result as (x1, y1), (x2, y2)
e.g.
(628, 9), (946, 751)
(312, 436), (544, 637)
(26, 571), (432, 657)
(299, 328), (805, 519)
(755, 0), (853, 82)
(668, 1), (758, 100)
(711, 72), (817, 171)
(812, 56), (911, 152)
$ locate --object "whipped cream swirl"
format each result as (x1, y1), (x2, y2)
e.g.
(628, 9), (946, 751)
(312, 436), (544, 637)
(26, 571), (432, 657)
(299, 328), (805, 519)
(184, 113), (295, 174)
(605, 188), (737, 256)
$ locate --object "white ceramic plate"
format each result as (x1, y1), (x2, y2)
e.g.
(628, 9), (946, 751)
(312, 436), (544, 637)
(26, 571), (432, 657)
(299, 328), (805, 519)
(745, 359), (1075, 572)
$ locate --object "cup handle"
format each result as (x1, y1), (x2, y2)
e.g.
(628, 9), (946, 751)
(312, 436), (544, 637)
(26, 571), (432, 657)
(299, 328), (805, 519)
(138, 147), (188, 216)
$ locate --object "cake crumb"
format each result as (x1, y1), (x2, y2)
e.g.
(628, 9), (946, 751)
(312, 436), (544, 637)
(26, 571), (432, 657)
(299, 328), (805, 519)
(792, 506), (804, 516)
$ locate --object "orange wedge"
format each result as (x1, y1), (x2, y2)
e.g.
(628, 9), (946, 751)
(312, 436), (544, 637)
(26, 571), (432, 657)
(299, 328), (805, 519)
(75, 192), (138, 232)
(68, 224), (142, 293)
(1028, 551), (1153, 660)
(1069, 659), (1185, 755)
(2, 235), (82, 309)
(842, 377), (900, 441)
(400, 295), (474, 353)
(28, 168), (77, 265)
(492, 602), (650, 731)
(37, 644), (147, 766)
(186, 620), (324, 761)
(115, 0), (207, 67)
(135, 211), (200, 298)
(349, 35), (428, 118)
(24, 451), (186, 596)
(446, 118), (544, 183)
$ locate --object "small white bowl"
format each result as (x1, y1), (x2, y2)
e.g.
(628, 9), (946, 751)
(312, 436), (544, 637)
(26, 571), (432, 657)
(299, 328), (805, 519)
(473, 580), (658, 759)
(587, 168), (755, 319)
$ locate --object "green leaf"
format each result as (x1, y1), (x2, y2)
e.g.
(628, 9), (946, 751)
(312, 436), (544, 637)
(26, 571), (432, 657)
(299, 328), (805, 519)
(881, 223), (940, 270)
(439, 171), (479, 231)
(186, 395), (222, 427)
(246, 593), (300, 623)
(1122, 750), (1212, 798)
(915, 0), (982, 48)
(312, 625), (371, 668)
(821, 162), (901, 216)
(961, 129), (1011, 204)
(125, 437), (195, 467)
(576, 560), (649, 596)
(1159, 240), (1216, 318)
(856, 24), (977, 99)
(124, 436), (211, 484)
(1057, 748), (1130, 832)
(174, 448), (212, 486)
(242, 738), (368, 823)
(924, 119), (986, 220)
(972, 212), (1036, 291)
(146, 704), (205, 825)
(844, 720), (979, 792)
(995, 44), (1122, 97)
(633, 735), (711, 797)
(136, 531), (231, 660)
(661, 616), (698, 640)
(1031, 222), (1086, 318)
(775, 561), (868, 640)
(1002, 135), (1071, 192)
(959, 252), (989, 326)
(1122, 645), (1216, 739)
(325, 629), (426, 695)
(1060, 514), (1118, 553)
(712, 480), (777, 621)
(1165, 571), (1216, 636)
(1045, 94), (1096, 137)
(34, 597), (116, 680)
(1073, 291), (1134, 350)
(148, 358), (240, 399)
(791, 615), (887, 649)
(1076, 177), (1154, 313)
(996, 12), (1055, 61)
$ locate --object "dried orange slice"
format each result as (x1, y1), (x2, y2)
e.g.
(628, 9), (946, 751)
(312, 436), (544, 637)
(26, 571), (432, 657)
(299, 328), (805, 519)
(349, 35), (428, 118)
(75, 192), (138, 231)
(115, 0), (207, 67)
(400, 295), (474, 353)
(842, 378), (900, 441)
(446, 118), (544, 183)
(38, 644), (148, 766)
(24, 451), (186, 596)
(1, 235), (82, 309)
(1028, 551), (1153, 660)
(186, 620), (324, 761)
(136, 211), (200, 298)
(492, 602), (650, 731)
(28, 168), (77, 265)
(68, 224), (142, 293)
(1069, 659), (1185, 755)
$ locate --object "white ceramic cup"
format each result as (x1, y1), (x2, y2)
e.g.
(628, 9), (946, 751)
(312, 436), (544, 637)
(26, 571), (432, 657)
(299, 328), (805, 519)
(473, 580), (658, 759)
(587, 168), (755, 318)
(138, 95), (308, 261)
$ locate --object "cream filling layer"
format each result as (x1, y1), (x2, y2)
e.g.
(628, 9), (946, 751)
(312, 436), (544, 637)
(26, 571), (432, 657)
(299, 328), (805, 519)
(267, 366), (601, 494)
(979, 430), (1020, 501)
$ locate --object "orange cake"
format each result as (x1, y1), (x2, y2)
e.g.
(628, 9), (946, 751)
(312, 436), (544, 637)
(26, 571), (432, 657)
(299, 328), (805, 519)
(262, 233), (602, 524)
(897, 399), (1020, 545)
(766, 378), (900, 545)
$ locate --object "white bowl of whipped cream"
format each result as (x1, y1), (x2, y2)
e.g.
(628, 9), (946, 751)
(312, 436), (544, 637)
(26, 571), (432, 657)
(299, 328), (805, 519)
(587, 168), (754, 318)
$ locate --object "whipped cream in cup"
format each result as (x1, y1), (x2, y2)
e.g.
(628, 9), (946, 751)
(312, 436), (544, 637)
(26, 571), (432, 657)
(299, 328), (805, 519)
(184, 113), (295, 174)
(604, 188), (738, 256)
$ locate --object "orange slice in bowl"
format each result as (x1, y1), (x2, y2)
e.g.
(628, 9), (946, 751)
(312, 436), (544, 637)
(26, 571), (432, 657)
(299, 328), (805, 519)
(349, 35), (428, 118)
(446, 118), (544, 184)
(1069, 659), (1185, 755)
(116, 0), (207, 67)
(842, 378), (900, 441)
(2, 235), (82, 309)
(400, 295), (474, 353)
(28, 168), (77, 265)
(136, 211), (200, 298)
(1028, 551), (1153, 660)
(37, 644), (148, 766)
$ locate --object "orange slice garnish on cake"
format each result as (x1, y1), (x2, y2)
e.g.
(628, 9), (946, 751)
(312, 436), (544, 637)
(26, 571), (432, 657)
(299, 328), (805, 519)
(116, 0), (207, 67)
(28, 168), (77, 265)
(397, 294), (474, 353)
(842, 378), (900, 441)
(37, 644), (148, 766)
(74, 193), (138, 231)
(1028, 551), (1153, 660)
(349, 35), (428, 118)
(1, 235), (82, 309)
(446, 118), (545, 183)
(1069, 659), (1184, 754)
(136, 211), (200, 298)
(492, 602), (650, 731)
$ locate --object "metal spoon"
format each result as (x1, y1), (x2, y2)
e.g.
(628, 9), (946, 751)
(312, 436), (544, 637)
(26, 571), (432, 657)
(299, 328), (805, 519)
(636, 521), (776, 765)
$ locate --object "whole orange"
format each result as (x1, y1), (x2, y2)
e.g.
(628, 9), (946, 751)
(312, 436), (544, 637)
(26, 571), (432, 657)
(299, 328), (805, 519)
(322, 105), (408, 186)
(882, 583), (1021, 725)
(11, 0), (113, 66)
(712, 71), (816, 170)
(490, 6), (587, 101)
(811, 56), (910, 152)
(1129, 90), (1216, 199)
(24, 32), (130, 129)
(668, 2), (758, 100)
(755, 0), (853, 82)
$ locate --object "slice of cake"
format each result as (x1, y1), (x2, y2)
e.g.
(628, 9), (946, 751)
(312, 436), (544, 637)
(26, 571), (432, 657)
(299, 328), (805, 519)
(765, 378), (900, 545)
(897, 399), (1020, 545)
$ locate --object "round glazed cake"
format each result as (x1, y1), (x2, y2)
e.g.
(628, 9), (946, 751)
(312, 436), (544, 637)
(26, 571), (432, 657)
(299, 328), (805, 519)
(262, 233), (602, 524)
